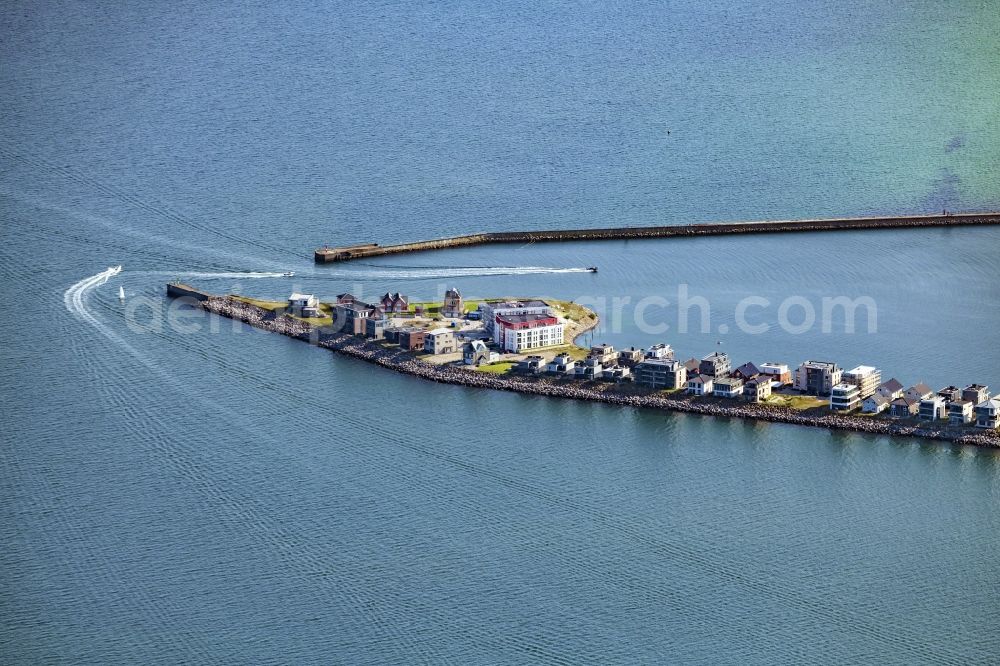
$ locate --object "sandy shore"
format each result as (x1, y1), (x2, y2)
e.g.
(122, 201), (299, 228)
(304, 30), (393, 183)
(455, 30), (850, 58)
(198, 295), (1000, 449)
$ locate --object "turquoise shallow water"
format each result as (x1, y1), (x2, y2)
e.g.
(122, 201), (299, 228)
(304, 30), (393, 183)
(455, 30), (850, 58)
(2, 2), (999, 663)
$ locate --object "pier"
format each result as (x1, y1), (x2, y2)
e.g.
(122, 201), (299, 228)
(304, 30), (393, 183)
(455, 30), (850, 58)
(314, 211), (1000, 263)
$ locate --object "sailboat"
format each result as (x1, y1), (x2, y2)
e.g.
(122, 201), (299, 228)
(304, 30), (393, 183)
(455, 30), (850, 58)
(118, 285), (125, 300)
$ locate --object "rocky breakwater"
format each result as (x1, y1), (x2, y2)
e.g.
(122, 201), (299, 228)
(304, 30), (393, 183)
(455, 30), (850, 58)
(200, 296), (1000, 449)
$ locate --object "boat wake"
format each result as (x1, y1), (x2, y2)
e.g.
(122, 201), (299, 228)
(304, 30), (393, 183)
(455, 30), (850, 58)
(137, 270), (287, 279)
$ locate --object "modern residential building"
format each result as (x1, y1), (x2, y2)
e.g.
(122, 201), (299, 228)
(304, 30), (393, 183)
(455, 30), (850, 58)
(890, 396), (920, 418)
(962, 384), (990, 405)
(601, 365), (632, 382)
(424, 328), (456, 355)
(397, 328), (426, 351)
(463, 340), (498, 366)
(744, 376), (772, 402)
(589, 344), (617, 364)
(335, 300), (379, 334)
(713, 376), (744, 399)
(645, 343), (674, 360)
(618, 347), (645, 366)
(948, 400), (974, 425)
(731, 362), (761, 382)
(288, 293), (320, 318)
(937, 385), (962, 403)
(495, 313), (564, 352)
(384, 328), (404, 344)
(545, 353), (576, 375)
(830, 382), (862, 411)
(862, 393), (891, 414)
(905, 383), (934, 403)
(975, 399), (1000, 429)
(758, 362), (791, 386)
(699, 351), (730, 377)
(686, 375), (714, 396)
(794, 360), (842, 396)
(842, 365), (881, 399)
(514, 355), (545, 374)
(379, 292), (409, 313)
(480, 300), (552, 333)
(875, 378), (904, 400)
(918, 395), (947, 420)
(364, 317), (388, 340)
(574, 357), (603, 380)
(634, 358), (687, 390)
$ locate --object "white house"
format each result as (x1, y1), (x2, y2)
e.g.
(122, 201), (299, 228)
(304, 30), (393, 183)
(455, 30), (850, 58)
(862, 393), (891, 414)
(546, 353), (576, 374)
(948, 400), (973, 425)
(287, 293), (320, 318)
(875, 378), (904, 400)
(713, 376), (743, 399)
(687, 375), (713, 395)
(830, 382), (862, 411)
(918, 395), (947, 420)
(424, 328), (456, 355)
(976, 398), (1000, 429)
(645, 343), (674, 360)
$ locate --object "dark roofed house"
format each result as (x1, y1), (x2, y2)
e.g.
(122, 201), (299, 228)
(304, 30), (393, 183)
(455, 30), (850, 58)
(380, 292), (409, 313)
(890, 396), (920, 418)
(336, 293), (356, 304)
(732, 362), (761, 382)
(905, 383), (934, 403)
(682, 358), (701, 376)
(876, 378), (904, 400)
(937, 385), (962, 403)
(962, 384), (990, 405)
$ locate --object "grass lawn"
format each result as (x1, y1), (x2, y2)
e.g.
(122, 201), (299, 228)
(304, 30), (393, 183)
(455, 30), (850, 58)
(230, 295), (334, 326)
(766, 394), (829, 411)
(475, 362), (514, 374)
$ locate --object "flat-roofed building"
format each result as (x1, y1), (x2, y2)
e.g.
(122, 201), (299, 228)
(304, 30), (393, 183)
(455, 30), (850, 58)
(713, 376), (743, 398)
(794, 360), (842, 396)
(699, 351), (730, 378)
(842, 365), (881, 399)
(949, 400), (974, 425)
(635, 358), (687, 390)
(424, 328), (456, 355)
(918, 395), (947, 420)
(962, 384), (990, 405)
(495, 313), (564, 352)
(830, 382), (862, 411)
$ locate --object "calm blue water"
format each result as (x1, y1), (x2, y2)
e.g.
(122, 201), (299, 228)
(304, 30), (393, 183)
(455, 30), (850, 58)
(2, 2), (999, 663)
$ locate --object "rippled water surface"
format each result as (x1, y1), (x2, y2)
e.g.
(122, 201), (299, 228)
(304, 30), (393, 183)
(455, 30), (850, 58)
(2, 1), (1000, 663)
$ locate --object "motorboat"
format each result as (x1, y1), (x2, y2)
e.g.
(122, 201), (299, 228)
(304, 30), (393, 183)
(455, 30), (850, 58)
(587, 266), (598, 273)
(282, 271), (295, 277)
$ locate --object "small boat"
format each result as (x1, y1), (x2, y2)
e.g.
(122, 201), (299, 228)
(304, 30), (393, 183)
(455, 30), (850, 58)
(118, 286), (125, 300)
(587, 266), (598, 273)
(282, 271), (295, 277)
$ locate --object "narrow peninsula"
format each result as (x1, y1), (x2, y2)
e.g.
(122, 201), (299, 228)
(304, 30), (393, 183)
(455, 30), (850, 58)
(168, 283), (1000, 449)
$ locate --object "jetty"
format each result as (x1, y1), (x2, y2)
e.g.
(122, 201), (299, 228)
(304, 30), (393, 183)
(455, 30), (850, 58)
(314, 211), (1000, 262)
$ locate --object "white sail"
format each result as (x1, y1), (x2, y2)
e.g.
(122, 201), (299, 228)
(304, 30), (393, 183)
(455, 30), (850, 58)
(118, 286), (126, 300)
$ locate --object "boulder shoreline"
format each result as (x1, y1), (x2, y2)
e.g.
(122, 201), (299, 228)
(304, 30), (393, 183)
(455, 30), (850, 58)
(198, 295), (1000, 449)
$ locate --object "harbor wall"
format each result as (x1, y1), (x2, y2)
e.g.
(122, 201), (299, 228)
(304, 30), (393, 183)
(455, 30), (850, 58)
(314, 212), (1000, 262)
(166, 283), (211, 301)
